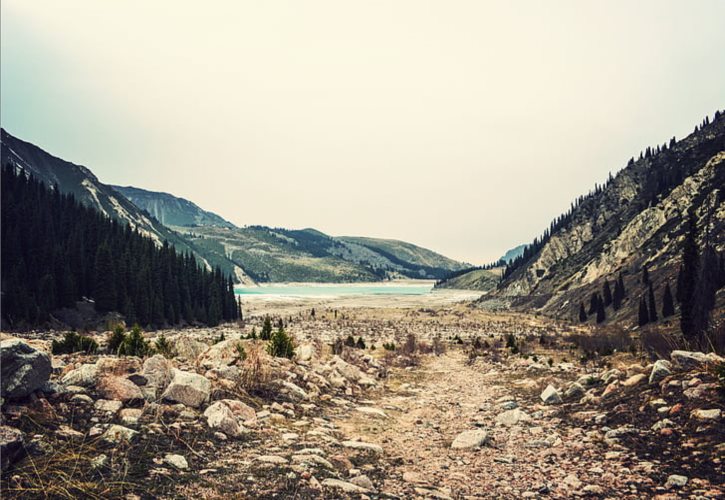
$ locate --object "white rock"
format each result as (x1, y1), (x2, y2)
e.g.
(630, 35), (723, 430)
(540, 385), (562, 405)
(163, 453), (189, 470)
(496, 409), (531, 427)
(204, 401), (244, 437)
(161, 369), (210, 408)
(341, 440), (383, 454)
(451, 429), (490, 449)
(665, 474), (688, 489)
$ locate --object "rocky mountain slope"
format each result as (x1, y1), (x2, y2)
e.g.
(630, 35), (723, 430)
(460, 113), (724, 324)
(0, 128), (247, 281)
(112, 185), (235, 229)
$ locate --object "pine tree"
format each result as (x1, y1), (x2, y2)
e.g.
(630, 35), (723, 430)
(638, 297), (649, 326)
(595, 298), (606, 323)
(647, 283), (658, 322)
(588, 293), (599, 315)
(602, 279), (612, 307)
(679, 208), (699, 340)
(612, 279), (623, 310)
(618, 273), (626, 298)
(93, 243), (117, 312)
(641, 265), (649, 285)
(578, 302), (587, 322)
(662, 282), (675, 318)
(261, 316), (273, 340)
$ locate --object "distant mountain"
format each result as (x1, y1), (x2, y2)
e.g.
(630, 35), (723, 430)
(173, 226), (469, 283)
(500, 244), (525, 264)
(0, 128), (248, 282)
(112, 185), (235, 229)
(496, 112), (725, 325)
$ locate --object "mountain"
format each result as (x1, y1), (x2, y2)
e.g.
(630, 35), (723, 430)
(112, 185), (235, 229)
(170, 226), (469, 283)
(500, 244), (526, 264)
(0, 128), (247, 282)
(433, 267), (502, 292)
(494, 112), (725, 324)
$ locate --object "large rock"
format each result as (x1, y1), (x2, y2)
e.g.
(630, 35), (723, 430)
(540, 385), (562, 405)
(496, 409), (531, 427)
(174, 338), (209, 363)
(649, 360), (672, 384)
(142, 355), (173, 399)
(451, 429), (490, 449)
(204, 401), (244, 437)
(198, 339), (246, 369)
(296, 343), (316, 362)
(1, 339), (52, 399)
(671, 351), (723, 370)
(97, 376), (144, 403)
(161, 369), (210, 408)
(0, 425), (25, 471)
(61, 363), (99, 387)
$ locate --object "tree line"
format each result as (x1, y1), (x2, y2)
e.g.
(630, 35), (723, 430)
(1, 164), (239, 328)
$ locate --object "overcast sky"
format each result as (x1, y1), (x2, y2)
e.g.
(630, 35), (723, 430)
(2, 1), (724, 264)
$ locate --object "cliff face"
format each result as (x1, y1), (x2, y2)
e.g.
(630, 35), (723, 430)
(496, 113), (725, 322)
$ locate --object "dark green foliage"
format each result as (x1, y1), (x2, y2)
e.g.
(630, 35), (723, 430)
(0, 165), (237, 328)
(383, 342), (396, 351)
(356, 337), (366, 349)
(595, 298), (606, 323)
(344, 335), (356, 347)
(679, 208), (699, 338)
(260, 316), (273, 340)
(51, 331), (98, 354)
(267, 327), (294, 358)
(578, 302), (587, 322)
(505, 333), (519, 354)
(662, 282), (675, 318)
(638, 297), (649, 327)
(588, 293), (599, 315)
(155, 334), (176, 358)
(612, 277), (624, 311)
(647, 283), (658, 322)
(602, 279), (612, 307)
(108, 324), (126, 354)
(119, 325), (151, 357)
(641, 265), (649, 286)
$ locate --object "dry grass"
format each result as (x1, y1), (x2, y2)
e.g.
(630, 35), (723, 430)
(238, 342), (273, 395)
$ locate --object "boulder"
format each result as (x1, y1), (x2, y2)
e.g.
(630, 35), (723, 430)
(540, 385), (562, 405)
(174, 337), (210, 362)
(296, 343), (316, 362)
(198, 339), (246, 369)
(0, 425), (25, 471)
(204, 401), (244, 437)
(97, 376), (144, 403)
(496, 409), (531, 427)
(451, 429), (490, 449)
(671, 350), (723, 370)
(61, 363), (99, 387)
(142, 355), (173, 399)
(1, 339), (52, 398)
(649, 360), (672, 384)
(564, 382), (586, 400)
(161, 369), (210, 408)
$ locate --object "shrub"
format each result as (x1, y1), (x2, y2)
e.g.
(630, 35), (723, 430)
(261, 316), (273, 340)
(119, 325), (151, 357)
(107, 324), (126, 354)
(52, 331), (98, 355)
(356, 337), (366, 349)
(344, 335), (356, 348)
(267, 327), (295, 358)
(505, 334), (519, 354)
(383, 342), (396, 351)
(154, 334), (176, 358)
(239, 342), (271, 393)
(235, 342), (247, 362)
(401, 333), (417, 356)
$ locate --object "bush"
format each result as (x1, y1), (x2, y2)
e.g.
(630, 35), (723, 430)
(401, 333), (417, 356)
(383, 342), (396, 351)
(267, 327), (295, 358)
(356, 337), (366, 349)
(505, 334), (519, 354)
(107, 324), (126, 354)
(332, 337), (345, 355)
(52, 331), (98, 355)
(260, 316), (273, 340)
(239, 342), (271, 393)
(119, 325), (151, 357)
(344, 335), (356, 348)
(154, 334), (176, 358)
(235, 342), (247, 362)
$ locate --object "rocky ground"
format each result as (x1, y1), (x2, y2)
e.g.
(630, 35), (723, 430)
(1, 304), (723, 499)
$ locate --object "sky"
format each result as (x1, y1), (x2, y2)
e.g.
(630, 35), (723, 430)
(2, 1), (724, 265)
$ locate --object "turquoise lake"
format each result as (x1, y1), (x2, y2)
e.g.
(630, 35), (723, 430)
(235, 283), (434, 297)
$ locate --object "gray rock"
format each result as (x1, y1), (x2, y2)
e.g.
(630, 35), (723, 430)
(142, 355), (173, 399)
(163, 453), (189, 470)
(321, 478), (370, 493)
(451, 429), (490, 449)
(161, 369), (210, 408)
(664, 474), (688, 489)
(203, 401), (244, 437)
(540, 385), (562, 405)
(564, 382), (586, 400)
(61, 363), (99, 387)
(341, 440), (384, 454)
(1, 339), (52, 398)
(649, 360), (672, 384)
(690, 408), (721, 421)
(496, 408), (531, 427)
(103, 424), (138, 443)
(350, 474), (375, 491)
(0, 425), (25, 471)
(671, 350), (722, 370)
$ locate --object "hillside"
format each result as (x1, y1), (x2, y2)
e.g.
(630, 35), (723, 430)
(434, 267), (502, 292)
(112, 185), (469, 283)
(174, 226), (468, 283)
(112, 185), (235, 229)
(0, 129), (247, 282)
(495, 112), (725, 325)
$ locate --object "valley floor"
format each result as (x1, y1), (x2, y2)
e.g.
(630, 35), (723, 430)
(1, 298), (723, 499)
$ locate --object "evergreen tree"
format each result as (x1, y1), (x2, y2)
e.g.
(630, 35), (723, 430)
(261, 316), (273, 340)
(612, 279), (623, 310)
(93, 243), (117, 312)
(662, 282), (675, 318)
(638, 297), (649, 327)
(647, 283), (658, 322)
(641, 265), (649, 285)
(679, 208), (699, 340)
(602, 279), (612, 307)
(618, 273), (626, 298)
(578, 302), (587, 322)
(588, 293), (599, 315)
(595, 298), (606, 323)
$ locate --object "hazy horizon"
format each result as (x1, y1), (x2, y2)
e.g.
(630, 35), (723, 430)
(2, 1), (724, 264)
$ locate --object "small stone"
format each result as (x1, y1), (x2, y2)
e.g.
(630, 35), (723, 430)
(321, 478), (369, 493)
(94, 399), (123, 414)
(665, 474), (688, 489)
(341, 440), (383, 454)
(103, 424), (138, 443)
(540, 385), (562, 405)
(496, 408), (531, 427)
(690, 408), (721, 421)
(451, 429), (490, 449)
(649, 360), (671, 384)
(622, 373), (647, 387)
(163, 454), (189, 470)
